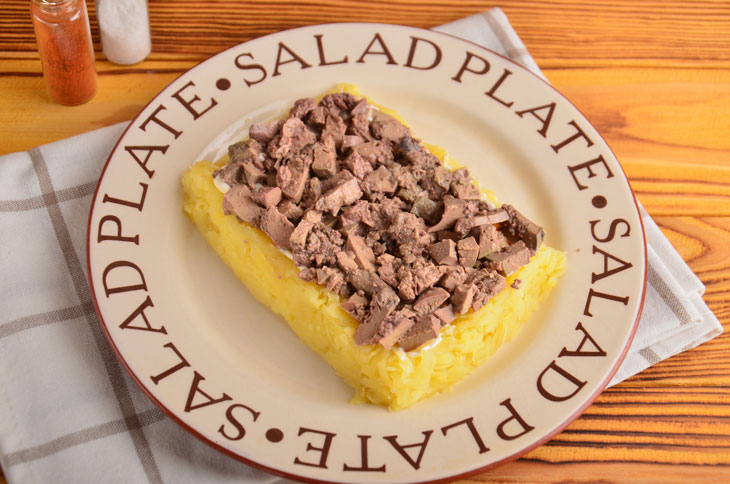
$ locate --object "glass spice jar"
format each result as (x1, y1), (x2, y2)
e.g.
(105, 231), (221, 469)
(31, 0), (97, 105)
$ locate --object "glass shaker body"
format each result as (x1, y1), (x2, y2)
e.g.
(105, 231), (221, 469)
(31, 0), (97, 105)
(96, 0), (152, 65)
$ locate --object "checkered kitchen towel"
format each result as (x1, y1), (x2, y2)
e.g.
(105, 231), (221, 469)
(0, 8), (722, 484)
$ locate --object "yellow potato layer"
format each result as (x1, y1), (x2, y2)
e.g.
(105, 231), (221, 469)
(182, 159), (566, 411)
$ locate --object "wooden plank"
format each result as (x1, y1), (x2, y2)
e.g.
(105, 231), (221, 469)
(549, 70), (730, 217)
(3, 1), (730, 67)
(468, 387), (730, 482)
(459, 461), (730, 484)
(0, 62), (182, 154)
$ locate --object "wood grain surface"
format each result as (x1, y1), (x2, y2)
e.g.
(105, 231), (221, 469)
(1, 1), (729, 483)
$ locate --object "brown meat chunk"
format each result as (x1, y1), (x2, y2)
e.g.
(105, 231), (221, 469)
(213, 161), (245, 187)
(252, 186), (282, 208)
(297, 266), (317, 281)
(454, 217), (478, 235)
(396, 136), (420, 154)
(432, 305), (456, 326)
(341, 135), (364, 150)
(308, 105), (327, 126)
(412, 287), (450, 315)
(301, 177), (323, 207)
(503, 204), (544, 252)
(370, 286), (400, 325)
(344, 151), (373, 180)
(402, 145), (440, 172)
(340, 293), (368, 320)
(457, 236), (479, 267)
(228, 139), (263, 166)
(322, 115), (346, 148)
(302, 226), (344, 265)
(396, 269), (418, 301)
(370, 111), (409, 143)
(318, 168), (352, 191)
(455, 211), (508, 235)
(347, 269), (387, 296)
(438, 265), (473, 291)
(398, 316), (441, 351)
(315, 173), (363, 215)
(450, 168), (481, 200)
(348, 111), (372, 140)
(377, 314), (416, 350)
(355, 286), (398, 344)
(488, 240), (531, 274)
(466, 269), (506, 311)
(363, 166), (398, 195)
(397, 262), (440, 300)
(312, 138), (337, 178)
(350, 98), (369, 116)
(290, 97), (316, 118)
(452, 284), (475, 314)
(375, 196), (408, 223)
(277, 162), (309, 203)
(243, 162), (266, 188)
(428, 196), (468, 232)
(421, 166), (452, 199)
(278, 199), (304, 222)
(415, 263), (442, 293)
(411, 196), (440, 225)
(260, 206), (295, 251)
(222, 184), (263, 225)
(482, 208), (509, 224)
(302, 208), (322, 224)
(376, 253), (400, 288)
(340, 222), (367, 238)
(335, 250), (358, 273)
(249, 120), (281, 144)
(340, 200), (370, 229)
(299, 266), (346, 295)
(390, 164), (420, 202)
(389, 212), (428, 246)
(428, 239), (458, 265)
(289, 220), (313, 251)
(389, 162), (416, 188)
(346, 234), (376, 271)
(340, 221), (366, 238)
(435, 230), (460, 242)
(273, 117), (316, 158)
(475, 224), (507, 258)
(351, 141), (393, 166)
(320, 92), (356, 117)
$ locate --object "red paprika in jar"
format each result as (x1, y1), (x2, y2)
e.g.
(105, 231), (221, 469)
(31, 0), (97, 105)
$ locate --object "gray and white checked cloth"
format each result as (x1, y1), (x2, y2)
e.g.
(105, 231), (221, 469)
(0, 8), (722, 484)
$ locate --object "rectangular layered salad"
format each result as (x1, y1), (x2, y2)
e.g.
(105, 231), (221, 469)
(182, 85), (566, 410)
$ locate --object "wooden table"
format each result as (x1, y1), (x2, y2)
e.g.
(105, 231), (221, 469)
(2, 1), (728, 482)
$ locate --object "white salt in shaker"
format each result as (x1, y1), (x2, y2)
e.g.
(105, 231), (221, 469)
(95, 0), (151, 65)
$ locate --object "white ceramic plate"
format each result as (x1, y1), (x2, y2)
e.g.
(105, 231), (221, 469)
(87, 23), (646, 484)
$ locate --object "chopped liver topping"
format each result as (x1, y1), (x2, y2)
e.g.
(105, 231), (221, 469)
(428, 239), (458, 265)
(215, 93), (545, 351)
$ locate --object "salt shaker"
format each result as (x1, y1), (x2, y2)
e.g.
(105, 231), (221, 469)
(96, 0), (152, 65)
(30, 0), (97, 105)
